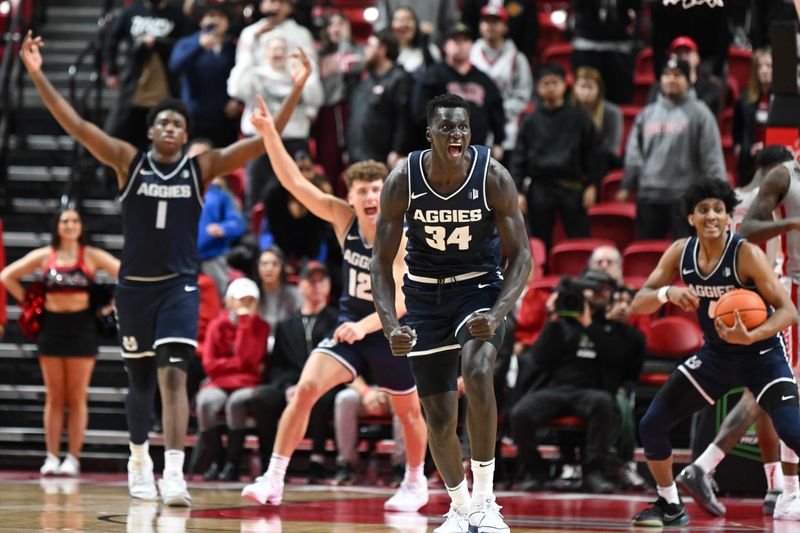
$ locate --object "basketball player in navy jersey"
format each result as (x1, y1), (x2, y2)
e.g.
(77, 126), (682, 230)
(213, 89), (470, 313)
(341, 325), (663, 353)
(20, 30), (311, 506)
(371, 94), (531, 533)
(241, 95), (429, 512)
(629, 178), (800, 527)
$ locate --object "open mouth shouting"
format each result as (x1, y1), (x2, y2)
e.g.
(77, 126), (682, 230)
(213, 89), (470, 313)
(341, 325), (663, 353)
(364, 206), (378, 216)
(447, 141), (464, 158)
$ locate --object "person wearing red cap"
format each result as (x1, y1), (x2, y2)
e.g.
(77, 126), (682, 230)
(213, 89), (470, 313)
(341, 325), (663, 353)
(645, 35), (723, 117)
(461, 0), (539, 58)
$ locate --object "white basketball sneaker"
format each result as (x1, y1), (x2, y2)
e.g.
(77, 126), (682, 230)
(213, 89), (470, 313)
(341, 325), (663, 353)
(159, 472), (192, 507)
(241, 474), (284, 505)
(468, 495), (510, 533)
(128, 456), (158, 501)
(384, 478), (429, 512)
(433, 504), (470, 533)
(40, 454), (60, 476)
(774, 492), (800, 520)
(56, 454), (80, 477)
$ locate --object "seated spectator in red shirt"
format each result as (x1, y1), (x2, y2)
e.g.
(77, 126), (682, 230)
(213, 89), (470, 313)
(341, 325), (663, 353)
(192, 277), (270, 481)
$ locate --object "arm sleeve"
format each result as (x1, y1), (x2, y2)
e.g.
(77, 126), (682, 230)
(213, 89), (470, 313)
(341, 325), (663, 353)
(219, 194), (247, 243)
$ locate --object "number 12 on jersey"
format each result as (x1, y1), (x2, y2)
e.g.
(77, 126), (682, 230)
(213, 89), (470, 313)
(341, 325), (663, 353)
(424, 225), (472, 251)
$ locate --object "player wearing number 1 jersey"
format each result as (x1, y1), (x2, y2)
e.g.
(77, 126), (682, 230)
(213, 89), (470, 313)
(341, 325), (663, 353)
(371, 94), (531, 533)
(19, 31), (311, 507)
(241, 95), (429, 513)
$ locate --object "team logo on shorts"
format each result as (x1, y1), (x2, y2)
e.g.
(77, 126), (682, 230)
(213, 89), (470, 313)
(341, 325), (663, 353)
(122, 336), (138, 352)
(685, 355), (702, 370)
(318, 337), (337, 349)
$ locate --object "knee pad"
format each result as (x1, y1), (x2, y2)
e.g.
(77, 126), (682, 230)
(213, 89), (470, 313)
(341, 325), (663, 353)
(758, 379), (799, 414)
(155, 343), (194, 371)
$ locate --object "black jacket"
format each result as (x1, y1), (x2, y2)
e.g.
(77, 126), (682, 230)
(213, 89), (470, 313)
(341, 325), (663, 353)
(511, 102), (599, 191)
(347, 64), (413, 163)
(266, 306), (339, 391)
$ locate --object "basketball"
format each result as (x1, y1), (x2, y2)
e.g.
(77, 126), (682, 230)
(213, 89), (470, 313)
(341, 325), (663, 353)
(712, 289), (768, 329)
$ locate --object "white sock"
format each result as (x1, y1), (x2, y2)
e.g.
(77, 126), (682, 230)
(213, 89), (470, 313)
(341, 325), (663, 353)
(471, 458), (495, 505)
(164, 449), (185, 477)
(784, 474), (799, 497)
(446, 477), (470, 512)
(657, 483), (680, 505)
(129, 442), (149, 462)
(404, 463), (425, 484)
(764, 461), (782, 491)
(695, 443), (725, 474)
(266, 454), (290, 481)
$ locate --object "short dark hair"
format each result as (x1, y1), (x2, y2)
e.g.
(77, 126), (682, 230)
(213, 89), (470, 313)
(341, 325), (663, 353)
(757, 144), (793, 170)
(426, 93), (470, 125)
(683, 178), (740, 216)
(373, 29), (399, 62)
(146, 97), (192, 132)
(534, 62), (566, 83)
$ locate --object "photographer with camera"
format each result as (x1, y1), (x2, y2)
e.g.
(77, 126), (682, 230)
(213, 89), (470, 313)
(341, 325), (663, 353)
(509, 273), (619, 493)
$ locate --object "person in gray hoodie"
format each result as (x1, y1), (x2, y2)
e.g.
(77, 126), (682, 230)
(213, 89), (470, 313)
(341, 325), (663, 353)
(617, 58), (725, 240)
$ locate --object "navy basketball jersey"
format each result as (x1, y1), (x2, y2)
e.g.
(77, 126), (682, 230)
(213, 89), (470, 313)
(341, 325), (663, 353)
(338, 218), (376, 321)
(404, 145), (501, 279)
(118, 151), (204, 279)
(680, 233), (778, 355)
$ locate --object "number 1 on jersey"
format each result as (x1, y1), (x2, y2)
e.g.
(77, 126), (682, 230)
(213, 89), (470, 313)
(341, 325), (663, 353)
(155, 200), (167, 229)
(424, 225), (472, 251)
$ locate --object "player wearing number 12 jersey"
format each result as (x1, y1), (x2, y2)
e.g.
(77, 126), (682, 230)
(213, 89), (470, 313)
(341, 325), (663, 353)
(242, 95), (429, 513)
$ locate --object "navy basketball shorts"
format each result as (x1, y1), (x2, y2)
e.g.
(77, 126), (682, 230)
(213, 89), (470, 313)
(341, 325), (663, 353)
(402, 274), (505, 397)
(114, 274), (200, 358)
(314, 318), (417, 395)
(678, 338), (798, 412)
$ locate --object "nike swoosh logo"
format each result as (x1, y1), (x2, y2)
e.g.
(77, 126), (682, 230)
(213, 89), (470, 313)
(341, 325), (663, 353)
(169, 357), (182, 363)
(410, 192), (428, 200)
(782, 395), (796, 401)
(478, 283), (491, 289)
(345, 235), (360, 241)
(760, 348), (773, 355)
(478, 462), (493, 467)
(682, 269), (694, 275)
(184, 285), (197, 292)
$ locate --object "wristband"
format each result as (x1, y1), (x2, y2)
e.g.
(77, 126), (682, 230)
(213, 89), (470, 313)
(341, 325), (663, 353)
(657, 286), (671, 304)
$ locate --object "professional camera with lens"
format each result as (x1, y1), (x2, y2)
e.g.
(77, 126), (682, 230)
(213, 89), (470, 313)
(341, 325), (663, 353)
(554, 276), (603, 317)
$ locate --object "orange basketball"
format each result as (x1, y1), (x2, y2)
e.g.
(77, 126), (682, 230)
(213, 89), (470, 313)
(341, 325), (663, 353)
(712, 289), (768, 329)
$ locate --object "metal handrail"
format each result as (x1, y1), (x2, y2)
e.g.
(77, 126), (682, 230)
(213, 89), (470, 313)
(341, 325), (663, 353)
(0, 0), (32, 214)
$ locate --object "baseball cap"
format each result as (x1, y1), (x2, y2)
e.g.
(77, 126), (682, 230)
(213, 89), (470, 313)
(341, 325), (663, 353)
(300, 260), (329, 280)
(480, 5), (508, 22)
(668, 36), (698, 54)
(445, 22), (473, 41)
(226, 277), (260, 300)
(662, 58), (691, 80)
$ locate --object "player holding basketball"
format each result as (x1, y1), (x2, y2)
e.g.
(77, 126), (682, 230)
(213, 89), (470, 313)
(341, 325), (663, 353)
(674, 146), (796, 518)
(240, 95), (429, 512)
(629, 178), (800, 527)
(371, 93), (531, 533)
(19, 31), (310, 506)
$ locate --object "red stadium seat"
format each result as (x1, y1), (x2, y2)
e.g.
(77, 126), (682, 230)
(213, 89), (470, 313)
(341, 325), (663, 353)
(530, 237), (547, 280)
(639, 316), (703, 387)
(724, 75), (740, 112)
(549, 238), (615, 276)
(728, 47), (753, 98)
(623, 240), (671, 278)
(537, 12), (568, 57)
(635, 47), (655, 82)
(620, 105), (641, 155)
(588, 202), (637, 250)
(631, 75), (654, 108)
(599, 170), (625, 203)
(542, 43), (573, 77)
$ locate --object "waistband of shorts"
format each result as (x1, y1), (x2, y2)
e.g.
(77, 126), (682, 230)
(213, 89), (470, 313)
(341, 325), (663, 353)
(406, 271), (487, 284)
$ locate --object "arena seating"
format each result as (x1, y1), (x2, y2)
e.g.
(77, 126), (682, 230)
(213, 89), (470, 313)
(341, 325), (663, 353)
(622, 240), (671, 278)
(549, 238), (615, 276)
(588, 202), (637, 250)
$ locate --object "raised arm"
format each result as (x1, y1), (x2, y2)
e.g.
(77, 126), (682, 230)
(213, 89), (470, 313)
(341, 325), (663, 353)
(248, 95), (354, 237)
(0, 247), (49, 302)
(197, 49), (313, 185)
(471, 162), (531, 339)
(718, 242), (798, 344)
(630, 239), (695, 315)
(739, 165), (795, 244)
(21, 31), (137, 187)
(370, 165), (415, 355)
